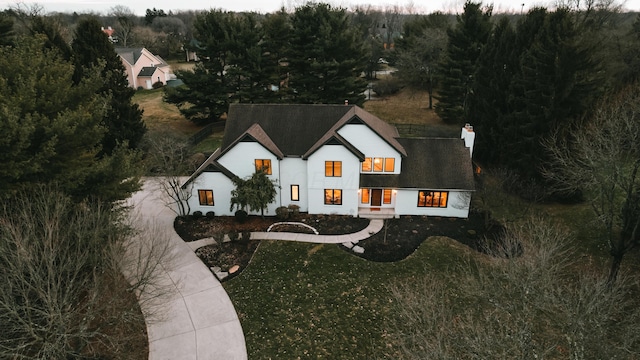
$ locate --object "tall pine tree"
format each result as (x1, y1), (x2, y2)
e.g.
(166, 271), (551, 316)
(436, 1), (492, 124)
(287, 3), (367, 105)
(165, 10), (267, 124)
(72, 16), (145, 153)
(0, 35), (141, 202)
(467, 16), (517, 166)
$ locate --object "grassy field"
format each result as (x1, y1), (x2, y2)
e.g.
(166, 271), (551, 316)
(224, 237), (473, 359)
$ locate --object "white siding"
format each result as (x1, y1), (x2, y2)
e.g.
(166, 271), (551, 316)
(218, 142), (279, 179)
(217, 142), (282, 216)
(279, 157), (308, 212)
(395, 189), (472, 218)
(186, 172), (236, 216)
(337, 124), (402, 173)
(307, 145), (360, 215)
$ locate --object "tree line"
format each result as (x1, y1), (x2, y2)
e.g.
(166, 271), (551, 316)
(0, 11), (170, 359)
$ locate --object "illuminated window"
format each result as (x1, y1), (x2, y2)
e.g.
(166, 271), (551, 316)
(384, 158), (395, 172)
(255, 159), (272, 174)
(324, 189), (342, 205)
(325, 161), (342, 177)
(198, 190), (214, 206)
(362, 158), (372, 172)
(361, 188), (370, 204)
(373, 157), (383, 172)
(291, 185), (299, 201)
(383, 189), (392, 204)
(417, 191), (448, 208)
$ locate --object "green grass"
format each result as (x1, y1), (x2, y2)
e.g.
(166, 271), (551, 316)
(192, 134), (224, 154)
(224, 238), (474, 359)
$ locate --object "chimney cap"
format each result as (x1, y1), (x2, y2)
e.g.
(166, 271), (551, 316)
(344, 100), (349, 105)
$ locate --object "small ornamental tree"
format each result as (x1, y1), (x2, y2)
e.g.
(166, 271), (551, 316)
(230, 170), (278, 218)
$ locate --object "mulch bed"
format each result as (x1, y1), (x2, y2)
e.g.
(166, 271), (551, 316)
(351, 211), (502, 262)
(174, 211), (504, 281)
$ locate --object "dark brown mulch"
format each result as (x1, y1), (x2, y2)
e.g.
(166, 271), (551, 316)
(349, 210), (503, 262)
(174, 211), (504, 280)
(174, 214), (371, 281)
(174, 213), (370, 242)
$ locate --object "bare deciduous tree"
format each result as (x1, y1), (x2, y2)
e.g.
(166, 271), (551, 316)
(387, 216), (640, 359)
(0, 188), (174, 359)
(143, 130), (197, 216)
(110, 5), (137, 47)
(544, 84), (640, 284)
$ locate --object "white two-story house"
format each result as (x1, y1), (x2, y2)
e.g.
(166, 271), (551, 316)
(182, 104), (476, 218)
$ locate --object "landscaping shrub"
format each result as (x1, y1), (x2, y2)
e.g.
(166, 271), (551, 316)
(192, 211), (203, 218)
(228, 230), (239, 242)
(276, 206), (289, 220)
(372, 78), (402, 97)
(241, 231), (252, 243)
(152, 81), (164, 89)
(206, 211), (215, 219)
(213, 232), (224, 243)
(234, 209), (248, 223)
(288, 204), (300, 216)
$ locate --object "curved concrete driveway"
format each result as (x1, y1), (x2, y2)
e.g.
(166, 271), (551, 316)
(128, 181), (247, 360)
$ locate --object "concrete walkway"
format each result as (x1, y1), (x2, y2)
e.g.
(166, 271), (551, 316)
(127, 182), (248, 360)
(187, 219), (384, 251)
(127, 180), (384, 360)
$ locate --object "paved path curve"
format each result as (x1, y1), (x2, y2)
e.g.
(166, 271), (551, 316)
(127, 179), (384, 360)
(128, 181), (248, 360)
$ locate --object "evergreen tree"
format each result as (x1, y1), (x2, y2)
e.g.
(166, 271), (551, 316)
(436, 1), (492, 124)
(72, 17), (146, 153)
(164, 10), (238, 124)
(28, 15), (72, 60)
(0, 11), (14, 46)
(287, 3), (368, 105)
(230, 170), (277, 218)
(468, 16), (517, 166)
(0, 35), (141, 202)
(261, 9), (292, 102)
(506, 8), (598, 181)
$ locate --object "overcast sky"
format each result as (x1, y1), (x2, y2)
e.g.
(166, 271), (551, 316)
(1, 0), (639, 15)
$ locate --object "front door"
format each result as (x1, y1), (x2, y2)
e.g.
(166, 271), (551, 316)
(371, 189), (382, 207)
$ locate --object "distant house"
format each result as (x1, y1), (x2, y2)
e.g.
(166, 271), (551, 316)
(115, 47), (173, 89)
(101, 26), (116, 43)
(182, 104), (476, 219)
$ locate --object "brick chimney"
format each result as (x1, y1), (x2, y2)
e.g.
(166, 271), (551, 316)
(460, 123), (475, 158)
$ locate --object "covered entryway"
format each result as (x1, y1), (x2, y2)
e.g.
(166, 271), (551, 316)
(358, 188), (396, 219)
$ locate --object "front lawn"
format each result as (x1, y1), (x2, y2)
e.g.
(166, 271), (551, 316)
(223, 238), (474, 359)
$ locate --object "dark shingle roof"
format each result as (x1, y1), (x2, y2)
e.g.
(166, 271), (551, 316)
(115, 47), (143, 65)
(138, 66), (157, 77)
(360, 138), (474, 190)
(221, 104), (406, 158)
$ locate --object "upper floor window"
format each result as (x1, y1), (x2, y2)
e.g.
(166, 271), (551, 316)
(417, 190), (448, 208)
(255, 159), (272, 174)
(362, 157), (395, 173)
(384, 158), (395, 172)
(325, 161), (342, 177)
(198, 189), (214, 206)
(362, 158), (372, 172)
